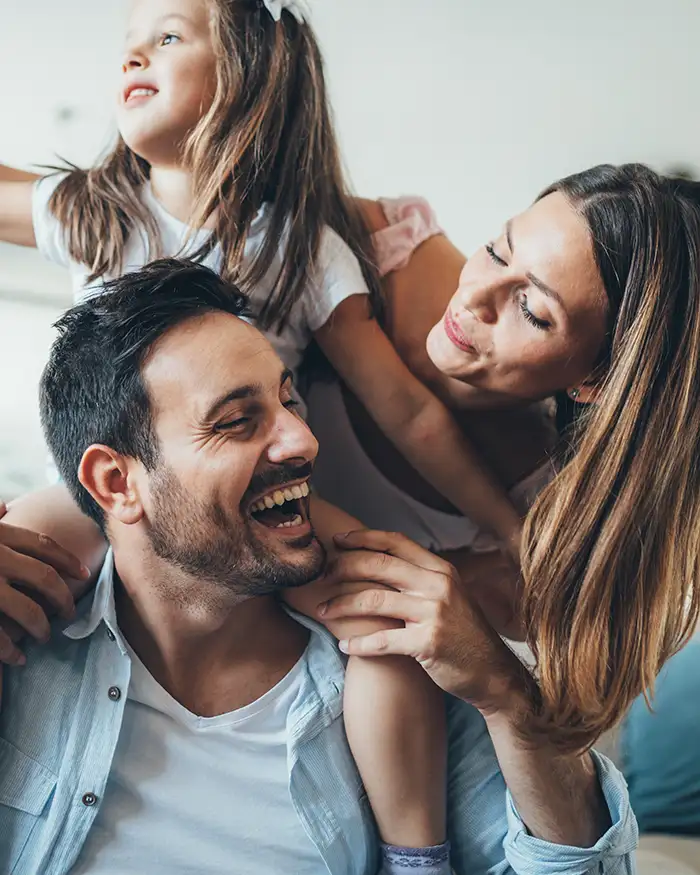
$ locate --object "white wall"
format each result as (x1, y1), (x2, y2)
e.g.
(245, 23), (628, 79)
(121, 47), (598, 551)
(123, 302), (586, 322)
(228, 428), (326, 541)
(1, 0), (699, 494)
(2, 0), (699, 255)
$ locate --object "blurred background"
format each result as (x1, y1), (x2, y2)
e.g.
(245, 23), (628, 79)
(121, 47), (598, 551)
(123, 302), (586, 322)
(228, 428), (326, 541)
(2, 0), (700, 497)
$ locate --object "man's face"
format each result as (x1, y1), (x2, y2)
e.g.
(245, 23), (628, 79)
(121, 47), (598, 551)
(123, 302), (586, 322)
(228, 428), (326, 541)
(138, 311), (324, 596)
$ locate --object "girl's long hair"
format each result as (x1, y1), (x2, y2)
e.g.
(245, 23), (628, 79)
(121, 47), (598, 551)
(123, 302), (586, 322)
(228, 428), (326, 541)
(522, 164), (700, 752)
(47, 0), (382, 331)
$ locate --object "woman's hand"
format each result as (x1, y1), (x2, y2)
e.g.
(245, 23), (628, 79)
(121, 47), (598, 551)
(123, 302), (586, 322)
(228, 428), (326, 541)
(317, 529), (530, 715)
(0, 501), (89, 666)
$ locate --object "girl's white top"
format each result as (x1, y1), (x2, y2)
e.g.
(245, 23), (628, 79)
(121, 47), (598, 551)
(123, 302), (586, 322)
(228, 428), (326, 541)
(32, 174), (368, 374)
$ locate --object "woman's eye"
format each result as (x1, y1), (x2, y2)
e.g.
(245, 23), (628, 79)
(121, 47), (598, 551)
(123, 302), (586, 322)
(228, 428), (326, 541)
(283, 399), (299, 411)
(159, 33), (181, 46)
(518, 295), (551, 331)
(485, 242), (508, 267)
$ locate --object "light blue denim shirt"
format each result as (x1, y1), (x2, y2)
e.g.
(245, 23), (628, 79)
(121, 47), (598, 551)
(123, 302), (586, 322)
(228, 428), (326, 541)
(0, 553), (638, 875)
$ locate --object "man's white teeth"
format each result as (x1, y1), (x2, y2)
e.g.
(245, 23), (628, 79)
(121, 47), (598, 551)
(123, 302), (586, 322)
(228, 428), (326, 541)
(130, 88), (156, 98)
(275, 514), (303, 529)
(251, 481), (310, 514)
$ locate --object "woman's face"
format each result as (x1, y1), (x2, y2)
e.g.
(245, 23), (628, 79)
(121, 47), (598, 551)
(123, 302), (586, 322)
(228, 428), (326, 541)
(427, 192), (609, 400)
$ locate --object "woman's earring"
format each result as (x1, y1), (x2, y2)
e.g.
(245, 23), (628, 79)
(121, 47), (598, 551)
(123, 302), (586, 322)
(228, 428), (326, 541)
(569, 388), (580, 400)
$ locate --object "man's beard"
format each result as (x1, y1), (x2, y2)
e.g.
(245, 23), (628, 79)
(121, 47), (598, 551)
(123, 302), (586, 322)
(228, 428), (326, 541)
(144, 462), (325, 597)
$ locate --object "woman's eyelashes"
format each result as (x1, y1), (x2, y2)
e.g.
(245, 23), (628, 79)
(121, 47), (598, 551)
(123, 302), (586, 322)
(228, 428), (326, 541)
(518, 294), (551, 331)
(485, 242), (552, 331)
(485, 242), (507, 267)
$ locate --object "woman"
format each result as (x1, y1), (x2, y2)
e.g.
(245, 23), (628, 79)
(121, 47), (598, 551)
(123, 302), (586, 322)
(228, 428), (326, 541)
(311, 164), (700, 753)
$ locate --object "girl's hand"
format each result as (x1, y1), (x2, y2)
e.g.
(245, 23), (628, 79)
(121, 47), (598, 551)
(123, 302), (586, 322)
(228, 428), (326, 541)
(317, 529), (530, 715)
(0, 501), (88, 666)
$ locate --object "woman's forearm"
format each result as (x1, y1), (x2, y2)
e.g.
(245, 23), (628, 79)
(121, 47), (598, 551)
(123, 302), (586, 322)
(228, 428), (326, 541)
(484, 698), (611, 848)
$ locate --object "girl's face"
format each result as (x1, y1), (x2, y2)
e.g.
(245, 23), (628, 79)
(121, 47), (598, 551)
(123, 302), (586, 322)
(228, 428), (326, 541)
(117, 0), (217, 164)
(427, 192), (609, 401)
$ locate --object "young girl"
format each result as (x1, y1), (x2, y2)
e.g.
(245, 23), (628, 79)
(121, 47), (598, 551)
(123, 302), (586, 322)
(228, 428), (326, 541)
(0, 0), (524, 868)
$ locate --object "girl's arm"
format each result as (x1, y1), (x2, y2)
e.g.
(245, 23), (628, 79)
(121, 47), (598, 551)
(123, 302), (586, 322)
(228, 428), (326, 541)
(0, 163), (39, 247)
(314, 297), (523, 558)
(285, 497), (449, 855)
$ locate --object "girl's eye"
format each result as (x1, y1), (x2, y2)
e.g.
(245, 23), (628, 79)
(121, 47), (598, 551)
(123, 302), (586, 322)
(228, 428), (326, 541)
(283, 399), (299, 411)
(518, 295), (551, 331)
(485, 242), (508, 267)
(159, 33), (181, 47)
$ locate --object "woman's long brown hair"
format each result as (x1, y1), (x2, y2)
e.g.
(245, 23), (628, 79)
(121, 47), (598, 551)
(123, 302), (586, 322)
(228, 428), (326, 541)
(522, 164), (700, 753)
(46, 0), (381, 331)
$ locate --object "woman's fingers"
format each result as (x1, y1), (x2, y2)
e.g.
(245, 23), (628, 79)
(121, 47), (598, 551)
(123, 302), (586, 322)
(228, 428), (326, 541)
(0, 545), (76, 620)
(0, 580), (51, 644)
(319, 587), (429, 624)
(0, 522), (90, 583)
(334, 530), (452, 575)
(324, 545), (453, 600)
(337, 627), (417, 659)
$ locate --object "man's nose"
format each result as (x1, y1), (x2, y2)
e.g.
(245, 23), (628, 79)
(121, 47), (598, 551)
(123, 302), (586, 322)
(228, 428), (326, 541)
(267, 407), (319, 467)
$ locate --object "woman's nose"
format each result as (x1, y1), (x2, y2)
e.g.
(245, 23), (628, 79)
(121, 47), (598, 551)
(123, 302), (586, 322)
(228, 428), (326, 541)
(457, 281), (500, 325)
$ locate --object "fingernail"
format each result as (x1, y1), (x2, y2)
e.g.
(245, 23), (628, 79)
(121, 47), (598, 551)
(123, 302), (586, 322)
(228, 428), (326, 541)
(334, 532), (349, 542)
(80, 564), (91, 579)
(338, 640), (349, 653)
(16, 653), (26, 666)
(317, 602), (328, 617)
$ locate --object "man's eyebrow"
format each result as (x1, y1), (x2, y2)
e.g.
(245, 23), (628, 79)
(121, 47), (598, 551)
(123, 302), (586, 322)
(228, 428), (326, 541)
(204, 384), (262, 421)
(506, 220), (566, 309)
(204, 368), (293, 421)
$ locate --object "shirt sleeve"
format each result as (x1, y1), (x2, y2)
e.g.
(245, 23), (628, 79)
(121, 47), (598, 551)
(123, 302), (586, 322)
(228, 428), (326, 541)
(32, 173), (71, 267)
(445, 699), (638, 875)
(503, 751), (638, 875)
(303, 226), (369, 332)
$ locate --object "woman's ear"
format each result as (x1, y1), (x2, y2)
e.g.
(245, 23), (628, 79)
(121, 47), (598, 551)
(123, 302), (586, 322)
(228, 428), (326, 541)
(78, 445), (144, 526)
(567, 384), (599, 404)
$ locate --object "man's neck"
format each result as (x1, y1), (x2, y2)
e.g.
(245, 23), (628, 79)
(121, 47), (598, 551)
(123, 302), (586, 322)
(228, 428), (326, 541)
(112, 548), (309, 717)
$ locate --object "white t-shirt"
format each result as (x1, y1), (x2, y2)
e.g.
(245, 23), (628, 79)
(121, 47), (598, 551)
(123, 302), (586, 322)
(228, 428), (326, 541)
(71, 644), (324, 875)
(32, 175), (368, 374)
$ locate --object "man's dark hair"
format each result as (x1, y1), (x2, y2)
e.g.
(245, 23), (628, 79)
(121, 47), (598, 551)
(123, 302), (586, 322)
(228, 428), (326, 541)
(40, 259), (250, 529)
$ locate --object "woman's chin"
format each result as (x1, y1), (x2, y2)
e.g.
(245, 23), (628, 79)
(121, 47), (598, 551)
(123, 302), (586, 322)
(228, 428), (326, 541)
(426, 323), (472, 381)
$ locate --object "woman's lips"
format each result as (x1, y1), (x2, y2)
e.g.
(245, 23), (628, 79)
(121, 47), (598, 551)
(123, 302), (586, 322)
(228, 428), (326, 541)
(443, 309), (478, 354)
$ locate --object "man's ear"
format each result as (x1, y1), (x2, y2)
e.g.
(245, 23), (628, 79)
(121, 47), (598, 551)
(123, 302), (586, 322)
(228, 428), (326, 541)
(78, 445), (144, 526)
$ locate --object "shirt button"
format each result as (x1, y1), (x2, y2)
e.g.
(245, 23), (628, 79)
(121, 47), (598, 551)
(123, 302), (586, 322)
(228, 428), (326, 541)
(82, 792), (98, 807)
(108, 686), (122, 702)
(106, 629), (116, 642)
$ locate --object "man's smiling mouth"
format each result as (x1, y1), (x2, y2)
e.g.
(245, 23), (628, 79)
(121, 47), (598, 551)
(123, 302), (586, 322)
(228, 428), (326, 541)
(247, 480), (311, 530)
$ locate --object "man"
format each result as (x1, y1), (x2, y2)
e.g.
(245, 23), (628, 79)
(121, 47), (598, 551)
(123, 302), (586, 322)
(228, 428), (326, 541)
(0, 260), (636, 874)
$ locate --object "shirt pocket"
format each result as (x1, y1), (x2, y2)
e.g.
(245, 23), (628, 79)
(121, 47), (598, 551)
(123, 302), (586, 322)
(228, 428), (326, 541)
(0, 736), (58, 873)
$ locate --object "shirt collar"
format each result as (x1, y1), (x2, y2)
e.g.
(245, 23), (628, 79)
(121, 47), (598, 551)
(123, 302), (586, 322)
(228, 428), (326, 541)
(62, 549), (347, 694)
(63, 549), (126, 653)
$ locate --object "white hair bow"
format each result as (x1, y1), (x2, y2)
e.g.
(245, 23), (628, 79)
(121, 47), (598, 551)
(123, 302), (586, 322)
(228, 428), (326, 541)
(261, 0), (308, 24)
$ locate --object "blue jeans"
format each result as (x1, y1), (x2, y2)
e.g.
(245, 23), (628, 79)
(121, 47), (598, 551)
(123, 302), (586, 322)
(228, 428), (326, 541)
(622, 639), (700, 836)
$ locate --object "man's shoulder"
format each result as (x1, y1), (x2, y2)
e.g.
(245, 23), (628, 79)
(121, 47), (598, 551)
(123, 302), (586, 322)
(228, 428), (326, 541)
(0, 617), (92, 750)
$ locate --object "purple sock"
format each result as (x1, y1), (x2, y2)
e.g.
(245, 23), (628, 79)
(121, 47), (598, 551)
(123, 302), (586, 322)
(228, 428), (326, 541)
(380, 841), (451, 875)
